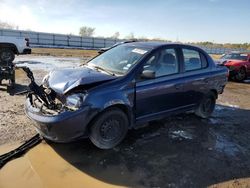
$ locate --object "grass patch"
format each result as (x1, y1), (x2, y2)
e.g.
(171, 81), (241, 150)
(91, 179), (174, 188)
(32, 48), (98, 58)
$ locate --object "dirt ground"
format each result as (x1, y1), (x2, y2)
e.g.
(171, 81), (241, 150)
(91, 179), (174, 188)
(1, 52), (250, 187)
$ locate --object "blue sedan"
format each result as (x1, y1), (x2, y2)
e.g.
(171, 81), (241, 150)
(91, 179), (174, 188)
(25, 42), (228, 149)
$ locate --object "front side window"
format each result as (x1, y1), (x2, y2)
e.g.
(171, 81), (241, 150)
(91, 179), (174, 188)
(143, 48), (179, 77)
(88, 45), (150, 76)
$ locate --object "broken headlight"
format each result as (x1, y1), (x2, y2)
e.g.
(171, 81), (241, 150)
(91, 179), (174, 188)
(42, 74), (50, 88)
(65, 93), (87, 110)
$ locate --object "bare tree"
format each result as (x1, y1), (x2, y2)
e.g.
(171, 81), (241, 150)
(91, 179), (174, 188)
(111, 32), (120, 39)
(0, 20), (18, 29)
(125, 32), (135, 40)
(79, 26), (95, 37)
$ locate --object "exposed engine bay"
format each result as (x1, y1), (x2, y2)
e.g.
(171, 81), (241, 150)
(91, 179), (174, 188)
(22, 67), (67, 115)
(22, 66), (112, 115)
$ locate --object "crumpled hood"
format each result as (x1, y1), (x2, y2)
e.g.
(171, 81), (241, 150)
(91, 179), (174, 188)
(48, 66), (115, 94)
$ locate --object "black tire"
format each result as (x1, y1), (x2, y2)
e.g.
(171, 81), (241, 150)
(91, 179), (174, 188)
(89, 108), (129, 149)
(234, 67), (246, 82)
(0, 48), (15, 62)
(195, 92), (216, 119)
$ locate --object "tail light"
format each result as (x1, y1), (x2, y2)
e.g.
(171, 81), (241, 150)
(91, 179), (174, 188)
(25, 38), (30, 47)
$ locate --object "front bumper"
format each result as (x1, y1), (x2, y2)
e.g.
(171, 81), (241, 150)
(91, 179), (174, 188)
(25, 98), (92, 142)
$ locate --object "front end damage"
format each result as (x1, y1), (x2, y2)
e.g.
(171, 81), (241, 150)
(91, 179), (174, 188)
(23, 67), (93, 142)
(23, 67), (66, 115)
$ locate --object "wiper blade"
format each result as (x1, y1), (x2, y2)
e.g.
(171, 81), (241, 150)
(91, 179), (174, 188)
(93, 66), (116, 76)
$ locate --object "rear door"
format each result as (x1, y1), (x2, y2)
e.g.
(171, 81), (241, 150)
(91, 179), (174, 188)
(179, 47), (210, 106)
(135, 47), (188, 122)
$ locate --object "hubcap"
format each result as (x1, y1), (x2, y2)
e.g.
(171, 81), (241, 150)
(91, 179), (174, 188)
(100, 118), (121, 141)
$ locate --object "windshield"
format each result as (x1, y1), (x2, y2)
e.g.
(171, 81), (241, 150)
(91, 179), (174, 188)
(88, 45), (149, 75)
(222, 53), (248, 61)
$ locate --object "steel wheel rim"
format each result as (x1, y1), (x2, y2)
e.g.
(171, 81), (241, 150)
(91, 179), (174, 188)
(99, 117), (122, 141)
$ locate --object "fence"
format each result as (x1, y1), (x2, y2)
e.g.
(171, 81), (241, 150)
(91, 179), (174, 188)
(0, 29), (121, 49)
(0, 29), (246, 54)
(199, 46), (246, 55)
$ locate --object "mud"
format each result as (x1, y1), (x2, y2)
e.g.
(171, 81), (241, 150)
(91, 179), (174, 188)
(1, 55), (250, 187)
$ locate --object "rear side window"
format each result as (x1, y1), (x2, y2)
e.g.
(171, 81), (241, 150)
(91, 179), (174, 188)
(183, 49), (207, 71)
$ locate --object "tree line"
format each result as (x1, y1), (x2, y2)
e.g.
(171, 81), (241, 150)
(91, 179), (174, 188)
(78, 26), (250, 50)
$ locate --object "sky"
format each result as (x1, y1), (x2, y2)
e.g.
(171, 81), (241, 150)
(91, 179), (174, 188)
(0, 0), (249, 43)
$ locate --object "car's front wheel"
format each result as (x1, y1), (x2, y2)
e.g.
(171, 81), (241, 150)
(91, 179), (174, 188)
(89, 108), (129, 149)
(0, 48), (15, 62)
(195, 92), (216, 118)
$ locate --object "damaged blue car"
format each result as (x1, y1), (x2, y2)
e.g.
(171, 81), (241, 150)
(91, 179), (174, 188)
(25, 42), (228, 149)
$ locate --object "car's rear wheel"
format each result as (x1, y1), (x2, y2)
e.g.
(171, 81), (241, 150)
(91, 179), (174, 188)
(195, 92), (216, 119)
(89, 108), (128, 149)
(0, 48), (15, 62)
(234, 67), (246, 82)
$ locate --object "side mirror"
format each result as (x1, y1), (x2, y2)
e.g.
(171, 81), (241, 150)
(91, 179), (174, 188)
(141, 70), (155, 79)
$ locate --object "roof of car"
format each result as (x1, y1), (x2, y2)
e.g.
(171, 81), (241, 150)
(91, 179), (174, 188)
(125, 41), (199, 49)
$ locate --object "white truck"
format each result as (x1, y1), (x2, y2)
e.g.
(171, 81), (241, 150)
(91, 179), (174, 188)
(0, 36), (31, 62)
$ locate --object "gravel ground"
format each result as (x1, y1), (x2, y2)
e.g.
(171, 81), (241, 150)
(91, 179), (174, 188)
(1, 55), (250, 187)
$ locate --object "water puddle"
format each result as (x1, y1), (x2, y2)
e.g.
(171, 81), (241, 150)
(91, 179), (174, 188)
(215, 136), (240, 156)
(209, 131), (243, 157)
(14, 55), (90, 71)
(169, 130), (194, 141)
(215, 103), (239, 110)
(243, 79), (250, 83)
(215, 105), (225, 111)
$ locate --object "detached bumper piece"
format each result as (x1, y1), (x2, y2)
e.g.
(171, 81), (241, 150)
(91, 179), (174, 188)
(0, 134), (42, 169)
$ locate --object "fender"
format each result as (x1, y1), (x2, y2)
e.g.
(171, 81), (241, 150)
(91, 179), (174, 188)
(103, 99), (135, 128)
